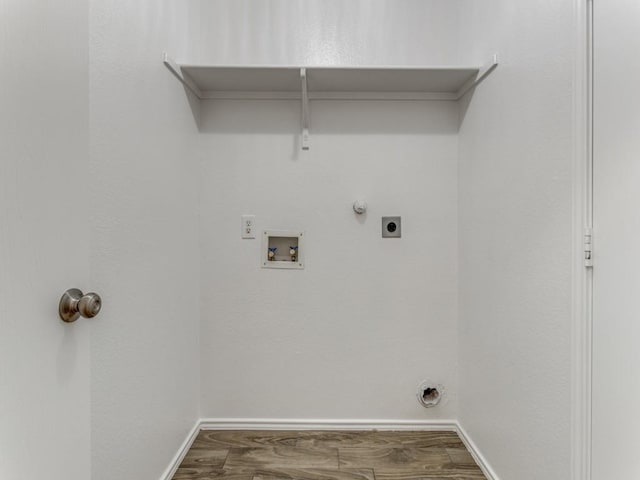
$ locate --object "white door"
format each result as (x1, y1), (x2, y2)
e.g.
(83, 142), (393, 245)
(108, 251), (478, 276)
(0, 1), (91, 479)
(592, 0), (640, 477)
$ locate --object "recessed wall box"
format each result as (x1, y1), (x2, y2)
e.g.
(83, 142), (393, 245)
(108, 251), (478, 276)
(262, 230), (305, 269)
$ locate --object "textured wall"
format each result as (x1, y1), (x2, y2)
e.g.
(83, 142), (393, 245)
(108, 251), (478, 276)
(195, 0), (462, 424)
(592, 1), (640, 477)
(89, 0), (201, 479)
(456, 1), (574, 479)
(0, 1), (90, 478)
(0, 1), (580, 477)
(191, 0), (460, 66)
(198, 99), (459, 420)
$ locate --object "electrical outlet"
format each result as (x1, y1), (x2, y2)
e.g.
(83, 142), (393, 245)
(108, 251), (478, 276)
(382, 216), (401, 238)
(241, 215), (256, 239)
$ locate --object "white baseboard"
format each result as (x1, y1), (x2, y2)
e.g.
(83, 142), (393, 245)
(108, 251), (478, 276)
(455, 422), (500, 480)
(161, 418), (497, 480)
(160, 420), (201, 480)
(199, 418), (458, 431)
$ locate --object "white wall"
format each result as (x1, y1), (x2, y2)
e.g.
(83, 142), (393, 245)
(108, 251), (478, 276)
(89, 1), (201, 478)
(199, 99), (459, 420)
(191, 0), (460, 66)
(0, 1), (581, 477)
(196, 0), (463, 422)
(456, 1), (574, 479)
(0, 1), (90, 478)
(592, 1), (640, 477)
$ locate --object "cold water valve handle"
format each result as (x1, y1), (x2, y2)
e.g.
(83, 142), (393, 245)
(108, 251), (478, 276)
(59, 288), (102, 323)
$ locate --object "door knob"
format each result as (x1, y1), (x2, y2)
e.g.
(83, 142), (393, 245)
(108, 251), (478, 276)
(59, 288), (102, 323)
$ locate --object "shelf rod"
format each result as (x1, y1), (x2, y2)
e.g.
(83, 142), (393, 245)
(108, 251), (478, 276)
(300, 68), (310, 150)
(455, 53), (499, 100)
(199, 91), (458, 101)
(163, 52), (203, 99)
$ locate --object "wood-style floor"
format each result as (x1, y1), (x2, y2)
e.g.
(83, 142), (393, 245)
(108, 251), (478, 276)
(172, 430), (487, 480)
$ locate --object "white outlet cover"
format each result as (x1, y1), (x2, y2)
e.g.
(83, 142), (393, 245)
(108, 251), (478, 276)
(241, 215), (256, 239)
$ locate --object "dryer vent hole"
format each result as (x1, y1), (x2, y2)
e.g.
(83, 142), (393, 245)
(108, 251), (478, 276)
(422, 388), (439, 402)
(417, 382), (443, 408)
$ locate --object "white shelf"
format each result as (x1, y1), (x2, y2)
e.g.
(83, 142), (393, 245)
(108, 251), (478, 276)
(163, 53), (498, 149)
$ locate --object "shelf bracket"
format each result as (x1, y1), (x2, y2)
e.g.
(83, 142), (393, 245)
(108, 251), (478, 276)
(163, 52), (203, 99)
(455, 53), (499, 100)
(300, 68), (310, 150)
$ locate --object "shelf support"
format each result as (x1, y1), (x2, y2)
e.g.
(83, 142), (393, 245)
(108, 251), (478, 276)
(163, 52), (203, 99)
(455, 53), (499, 100)
(300, 68), (310, 150)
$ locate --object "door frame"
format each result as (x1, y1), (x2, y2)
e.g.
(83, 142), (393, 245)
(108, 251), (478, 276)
(571, 0), (594, 479)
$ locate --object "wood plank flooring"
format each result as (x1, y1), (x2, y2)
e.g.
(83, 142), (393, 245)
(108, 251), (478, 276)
(172, 430), (486, 480)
